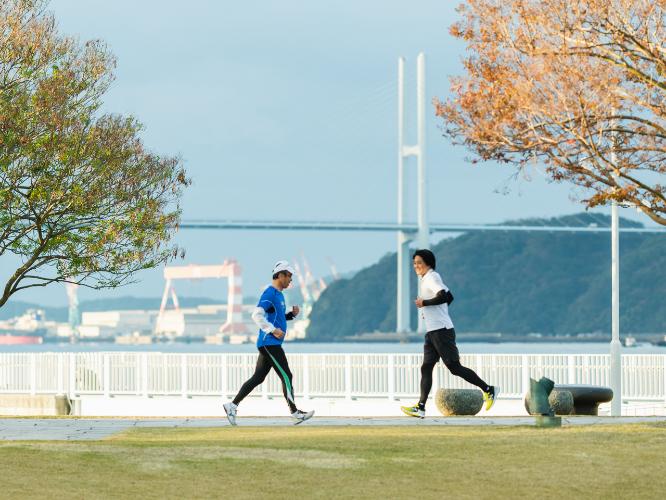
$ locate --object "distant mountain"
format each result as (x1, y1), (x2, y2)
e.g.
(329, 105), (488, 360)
(307, 213), (666, 339)
(0, 300), (44, 321)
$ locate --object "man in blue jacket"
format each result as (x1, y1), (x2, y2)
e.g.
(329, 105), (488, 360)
(223, 260), (314, 425)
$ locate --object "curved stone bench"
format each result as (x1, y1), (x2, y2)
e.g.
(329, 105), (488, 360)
(554, 385), (613, 415)
(435, 388), (483, 416)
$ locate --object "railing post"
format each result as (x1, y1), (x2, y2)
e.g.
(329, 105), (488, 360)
(221, 354), (228, 398)
(345, 354), (352, 400)
(181, 354), (188, 398)
(29, 353), (36, 395)
(103, 353), (110, 397)
(583, 355), (590, 384)
(57, 354), (64, 394)
(302, 355), (310, 400)
(521, 355), (529, 396)
(663, 355), (666, 405)
(141, 353), (149, 397)
(68, 353), (76, 398)
(388, 354), (396, 400)
(568, 355), (576, 384)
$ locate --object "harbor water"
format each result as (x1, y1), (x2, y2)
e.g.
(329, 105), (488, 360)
(0, 341), (664, 354)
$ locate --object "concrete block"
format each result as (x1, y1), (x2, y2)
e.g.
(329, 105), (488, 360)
(0, 394), (71, 416)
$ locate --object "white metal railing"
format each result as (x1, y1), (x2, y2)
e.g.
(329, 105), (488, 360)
(0, 352), (665, 403)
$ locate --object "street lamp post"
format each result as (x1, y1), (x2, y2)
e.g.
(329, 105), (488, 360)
(609, 127), (622, 415)
(610, 199), (622, 416)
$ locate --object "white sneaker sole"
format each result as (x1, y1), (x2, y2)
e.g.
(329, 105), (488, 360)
(401, 408), (425, 419)
(293, 410), (315, 425)
(223, 405), (237, 426)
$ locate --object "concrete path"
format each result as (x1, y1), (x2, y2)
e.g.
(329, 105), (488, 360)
(0, 416), (664, 441)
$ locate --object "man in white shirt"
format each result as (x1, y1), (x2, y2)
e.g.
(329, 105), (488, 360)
(401, 249), (499, 418)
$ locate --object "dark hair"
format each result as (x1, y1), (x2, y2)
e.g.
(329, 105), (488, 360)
(272, 271), (291, 280)
(413, 249), (436, 270)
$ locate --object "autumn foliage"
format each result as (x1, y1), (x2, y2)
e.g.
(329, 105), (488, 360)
(0, 0), (190, 306)
(437, 0), (666, 225)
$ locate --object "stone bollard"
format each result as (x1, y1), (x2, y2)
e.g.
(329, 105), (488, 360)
(435, 388), (483, 416)
(524, 389), (573, 416)
(548, 390), (574, 416)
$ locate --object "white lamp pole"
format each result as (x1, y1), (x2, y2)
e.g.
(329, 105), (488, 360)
(610, 140), (622, 416)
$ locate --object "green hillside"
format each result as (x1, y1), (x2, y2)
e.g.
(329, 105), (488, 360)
(307, 214), (666, 339)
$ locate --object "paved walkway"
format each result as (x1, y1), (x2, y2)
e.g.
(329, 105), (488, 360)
(0, 415), (664, 441)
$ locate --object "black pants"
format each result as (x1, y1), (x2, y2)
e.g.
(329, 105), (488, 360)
(232, 344), (297, 413)
(419, 327), (489, 406)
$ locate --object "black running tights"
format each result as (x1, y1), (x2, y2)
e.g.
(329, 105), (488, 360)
(232, 344), (297, 413)
(419, 328), (489, 406)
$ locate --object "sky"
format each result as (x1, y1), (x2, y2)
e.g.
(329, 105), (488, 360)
(5, 0), (652, 308)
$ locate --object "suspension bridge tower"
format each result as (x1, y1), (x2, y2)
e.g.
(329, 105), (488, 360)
(397, 53), (429, 333)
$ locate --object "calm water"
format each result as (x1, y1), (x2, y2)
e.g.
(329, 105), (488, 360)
(0, 342), (664, 355)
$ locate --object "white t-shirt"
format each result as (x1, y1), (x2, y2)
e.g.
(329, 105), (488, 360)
(419, 269), (454, 331)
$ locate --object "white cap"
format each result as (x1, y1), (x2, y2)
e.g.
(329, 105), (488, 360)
(272, 260), (295, 275)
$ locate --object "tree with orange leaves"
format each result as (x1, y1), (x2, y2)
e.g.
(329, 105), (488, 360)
(436, 0), (666, 225)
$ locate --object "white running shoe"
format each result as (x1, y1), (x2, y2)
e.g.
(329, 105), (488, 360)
(291, 409), (315, 425)
(223, 402), (238, 426)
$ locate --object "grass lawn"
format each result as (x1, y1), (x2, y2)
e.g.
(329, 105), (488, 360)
(0, 422), (664, 499)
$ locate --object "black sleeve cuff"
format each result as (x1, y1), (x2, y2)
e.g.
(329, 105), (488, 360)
(422, 289), (454, 306)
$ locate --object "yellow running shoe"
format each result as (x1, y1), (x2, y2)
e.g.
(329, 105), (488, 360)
(400, 404), (425, 418)
(482, 386), (500, 411)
